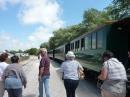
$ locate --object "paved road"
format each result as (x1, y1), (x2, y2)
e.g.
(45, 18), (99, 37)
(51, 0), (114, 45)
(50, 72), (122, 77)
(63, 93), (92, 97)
(3, 56), (101, 97)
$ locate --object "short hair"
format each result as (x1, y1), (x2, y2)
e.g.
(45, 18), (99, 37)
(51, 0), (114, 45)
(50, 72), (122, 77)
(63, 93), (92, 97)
(102, 50), (114, 59)
(0, 53), (8, 62)
(11, 55), (19, 63)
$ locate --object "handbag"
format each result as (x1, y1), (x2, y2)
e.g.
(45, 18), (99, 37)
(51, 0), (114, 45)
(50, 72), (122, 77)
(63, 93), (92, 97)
(78, 68), (85, 80)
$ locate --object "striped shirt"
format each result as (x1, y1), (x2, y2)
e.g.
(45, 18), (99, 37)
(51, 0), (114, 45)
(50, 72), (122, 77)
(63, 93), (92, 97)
(103, 58), (127, 81)
(101, 58), (127, 93)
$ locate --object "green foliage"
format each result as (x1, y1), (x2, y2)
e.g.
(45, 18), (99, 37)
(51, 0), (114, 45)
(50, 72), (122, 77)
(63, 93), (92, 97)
(82, 8), (112, 30)
(9, 50), (23, 54)
(49, 37), (56, 49)
(110, 0), (130, 19)
(9, 50), (17, 54)
(48, 24), (84, 49)
(25, 48), (38, 55)
(47, 8), (114, 50)
(40, 42), (49, 49)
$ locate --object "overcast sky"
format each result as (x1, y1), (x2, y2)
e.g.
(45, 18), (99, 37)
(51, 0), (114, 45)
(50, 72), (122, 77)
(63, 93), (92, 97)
(0, 0), (112, 51)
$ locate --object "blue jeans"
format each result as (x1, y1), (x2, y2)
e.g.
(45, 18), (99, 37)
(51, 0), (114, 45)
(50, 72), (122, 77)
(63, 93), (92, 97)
(39, 75), (50, 97)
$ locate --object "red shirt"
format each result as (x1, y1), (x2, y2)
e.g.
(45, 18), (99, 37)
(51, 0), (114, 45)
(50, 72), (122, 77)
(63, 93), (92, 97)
(39, 55), (50, 76)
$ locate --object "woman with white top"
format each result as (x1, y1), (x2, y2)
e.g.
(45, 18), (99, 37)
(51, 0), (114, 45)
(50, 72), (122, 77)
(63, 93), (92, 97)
(61, 51), (84, 97)
(0, 53), (9, 97)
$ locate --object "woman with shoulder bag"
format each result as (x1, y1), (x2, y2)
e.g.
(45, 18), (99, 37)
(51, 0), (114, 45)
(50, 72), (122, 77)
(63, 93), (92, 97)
(3, 55), (27, 97)
(61, 51), (84, 97)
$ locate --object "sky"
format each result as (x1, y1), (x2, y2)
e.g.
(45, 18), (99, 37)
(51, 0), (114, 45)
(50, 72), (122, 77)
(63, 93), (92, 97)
(0, 0), (112, 51)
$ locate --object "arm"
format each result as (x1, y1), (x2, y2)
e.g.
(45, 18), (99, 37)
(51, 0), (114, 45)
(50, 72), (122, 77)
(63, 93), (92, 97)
(20, 68), (27, 88)
(78, 61), (84, 71)
(2, 67), (9, 80)
(60, 63), (64, 80)
(98, 67), (108, 80)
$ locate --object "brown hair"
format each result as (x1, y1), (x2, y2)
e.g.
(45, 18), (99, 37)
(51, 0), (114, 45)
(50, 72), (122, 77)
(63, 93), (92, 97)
(0, 53), (8, 62)
(11, 55), (19, 63)
(102, 51), (114, 59)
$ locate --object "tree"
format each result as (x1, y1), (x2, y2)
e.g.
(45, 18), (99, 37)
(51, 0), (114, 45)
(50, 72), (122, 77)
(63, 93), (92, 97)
(25, 48), (38, 55)
(82, 8), (112, 30)
(9, 50), (17, 54)
(48, 24), (84, 49)
(111, 0), (130, 19)
(40, 42), (49, 49)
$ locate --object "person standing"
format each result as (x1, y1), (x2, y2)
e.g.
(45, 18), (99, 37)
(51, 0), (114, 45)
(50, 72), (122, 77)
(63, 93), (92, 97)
(38, 48), (50, 97)
(61, 51), (84, 97)
(0, 53), (9, 97)
(3, 55), (27, 97)
(98, 51), (127, 97)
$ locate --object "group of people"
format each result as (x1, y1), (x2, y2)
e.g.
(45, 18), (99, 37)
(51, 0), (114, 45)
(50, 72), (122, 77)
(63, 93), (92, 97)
(38, 48), (129, 97)
(0, 48), (129, 97)
(0, 53), (27, 97)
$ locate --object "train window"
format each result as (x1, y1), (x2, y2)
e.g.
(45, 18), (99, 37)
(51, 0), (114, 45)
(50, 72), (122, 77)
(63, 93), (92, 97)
(71, 43), (73, 50)
(75, 41), (77, 49)
(81, 38), (85, 50)
(77, 40), (80, 48)
(75, 40), (80, 51)
(97, 31), (103, 48)
(71, 43), (74, 50)
(81, 38), (85, 48)
(72, 43), (74, 50)
(70, 44), (72, 50)
(92, 32), (97, 49)
(85, 34), (91, 49)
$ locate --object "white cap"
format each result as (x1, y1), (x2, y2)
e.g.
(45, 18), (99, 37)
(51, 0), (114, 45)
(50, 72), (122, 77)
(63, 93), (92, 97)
(66, 51), (75, 58)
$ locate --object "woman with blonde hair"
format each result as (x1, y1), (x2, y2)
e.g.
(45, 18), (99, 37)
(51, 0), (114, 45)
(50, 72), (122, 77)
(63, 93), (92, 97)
(38, 48), (51, 97)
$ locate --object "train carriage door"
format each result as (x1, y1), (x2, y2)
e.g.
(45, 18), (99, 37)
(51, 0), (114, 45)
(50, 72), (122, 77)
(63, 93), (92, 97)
(107, 17), (130, 67)
(65, 43), (70, 54)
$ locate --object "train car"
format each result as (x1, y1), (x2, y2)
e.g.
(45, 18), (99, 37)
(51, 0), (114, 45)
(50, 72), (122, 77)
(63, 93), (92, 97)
(49, 17), (130, 78)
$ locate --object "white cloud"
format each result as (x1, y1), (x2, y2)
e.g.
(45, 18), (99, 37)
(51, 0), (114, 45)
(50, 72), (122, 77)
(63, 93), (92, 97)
(29, 27), (52, 42)
(0, 32), (29, 51)
(28, 26), (53, 47)
(0, 27), (53, 51)
(18, 0), (64, 29)
(0, 0), (64, 51)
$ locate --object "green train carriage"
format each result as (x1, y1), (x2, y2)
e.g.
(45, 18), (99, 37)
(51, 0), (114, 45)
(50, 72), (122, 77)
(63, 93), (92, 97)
(49, 17), (130, 78)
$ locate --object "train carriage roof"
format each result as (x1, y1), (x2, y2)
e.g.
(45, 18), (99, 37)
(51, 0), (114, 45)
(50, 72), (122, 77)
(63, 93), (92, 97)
(70, 17), (130, 43)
